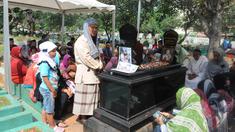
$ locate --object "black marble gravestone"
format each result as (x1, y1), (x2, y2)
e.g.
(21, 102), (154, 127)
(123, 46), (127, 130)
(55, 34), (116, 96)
(94, 65), (186, 132)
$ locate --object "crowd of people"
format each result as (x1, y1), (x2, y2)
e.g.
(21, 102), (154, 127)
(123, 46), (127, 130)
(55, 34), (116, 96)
(154, 48), (235, 131)
(9, 17), (235, 132)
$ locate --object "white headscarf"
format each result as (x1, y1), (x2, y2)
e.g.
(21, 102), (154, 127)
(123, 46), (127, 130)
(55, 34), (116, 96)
(83, 18), (99, 59)
(38, 41), (57, 70)
(207, 48), (229, 79)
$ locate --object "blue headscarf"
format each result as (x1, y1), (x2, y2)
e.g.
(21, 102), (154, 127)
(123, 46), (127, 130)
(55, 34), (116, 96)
(83, 18), (99, 59)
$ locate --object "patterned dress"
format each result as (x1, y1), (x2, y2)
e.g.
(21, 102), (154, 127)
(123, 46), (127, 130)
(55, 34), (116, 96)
(166, 88), (209, 132)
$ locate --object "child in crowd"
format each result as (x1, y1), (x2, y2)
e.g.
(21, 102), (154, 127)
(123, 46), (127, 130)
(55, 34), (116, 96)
(38, 41), (64, 132)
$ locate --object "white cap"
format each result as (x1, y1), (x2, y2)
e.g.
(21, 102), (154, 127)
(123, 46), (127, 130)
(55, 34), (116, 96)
(39, 41), (57, 53)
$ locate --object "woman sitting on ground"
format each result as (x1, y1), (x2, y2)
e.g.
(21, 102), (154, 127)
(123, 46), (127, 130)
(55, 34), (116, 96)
(197, 79), (229, 131)
(59, 54), (76, 97)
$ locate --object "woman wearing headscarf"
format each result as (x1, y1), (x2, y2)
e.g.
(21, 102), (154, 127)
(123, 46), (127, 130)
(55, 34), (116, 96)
(11, 46), (28, 84)
(10, 46), (28, 99)
(197, 79), (229, 131)
(60, 54), (72, 79)
(154, 87), (209, 132)
(73, 18), (103, 122)
(23, 53), (40, 102)
(24, 53), (40, 88)
(206, 48), (229, 80)
(196, 80), (218, 131)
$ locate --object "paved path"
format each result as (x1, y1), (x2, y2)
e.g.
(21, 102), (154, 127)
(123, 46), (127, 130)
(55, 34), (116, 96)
(63, 115), (84, 132)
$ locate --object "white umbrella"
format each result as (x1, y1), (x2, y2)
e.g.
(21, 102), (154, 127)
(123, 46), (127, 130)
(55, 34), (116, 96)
(1, 0), (115, 12)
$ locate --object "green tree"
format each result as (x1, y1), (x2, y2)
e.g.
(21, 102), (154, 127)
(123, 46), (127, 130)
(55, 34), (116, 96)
(100, 0), (182, 39)
(141, 9), (183, 35)
(166, 0), (234, 56)
(223, 4), (235, 34)
(9, 7), (25, 35)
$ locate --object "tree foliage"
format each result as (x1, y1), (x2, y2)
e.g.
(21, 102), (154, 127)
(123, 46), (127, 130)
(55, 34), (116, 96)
(223, 4), (235, 34)
(99, 0), (183, 39)
(141, 8), (183, 35)
(1, 0), (234, 47)
(168, 0), (233, 51)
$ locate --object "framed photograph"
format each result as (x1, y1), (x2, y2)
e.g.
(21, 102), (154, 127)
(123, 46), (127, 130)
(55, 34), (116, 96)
(161, 48), (175, 63)
(118, 46), (132, 64)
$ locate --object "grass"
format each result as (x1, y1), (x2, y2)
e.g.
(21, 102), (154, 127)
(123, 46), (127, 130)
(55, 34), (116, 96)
(19, 127), (42, 132)
(0, 45), (3, 54)
(0, 96), (11, 108)
(0, 45), (3, 65)
(0, 34), (3, 56)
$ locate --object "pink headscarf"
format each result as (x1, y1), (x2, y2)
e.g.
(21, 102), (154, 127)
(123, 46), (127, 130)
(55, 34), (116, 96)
(194, 88), (217, 130)
(31, 53), (40, 63)
(61, 54), (71, 68)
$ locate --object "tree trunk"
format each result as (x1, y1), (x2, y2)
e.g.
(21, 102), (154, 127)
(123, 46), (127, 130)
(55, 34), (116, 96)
(105, 29), (110, 42)
(178, 28), (189, 44)
(207, 13), (222, 59)
(208, 33), (221, 59)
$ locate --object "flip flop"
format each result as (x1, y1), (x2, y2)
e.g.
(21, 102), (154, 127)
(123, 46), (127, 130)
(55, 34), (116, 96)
(54, 126), (65, 132)
(56, 121), (68, 128)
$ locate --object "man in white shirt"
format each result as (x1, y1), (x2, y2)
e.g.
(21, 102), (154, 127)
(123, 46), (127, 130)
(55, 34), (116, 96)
(185, 49), (208, 89)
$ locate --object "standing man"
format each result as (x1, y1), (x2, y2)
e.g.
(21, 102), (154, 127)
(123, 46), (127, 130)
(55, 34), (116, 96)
(185, 49), (208, 89)
(73, 18), (103, 123)
(222, 35), (231, 51)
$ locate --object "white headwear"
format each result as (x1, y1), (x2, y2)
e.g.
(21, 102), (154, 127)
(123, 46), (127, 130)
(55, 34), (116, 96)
(83, 18), (99, 59)
(38, 41), (57, 69)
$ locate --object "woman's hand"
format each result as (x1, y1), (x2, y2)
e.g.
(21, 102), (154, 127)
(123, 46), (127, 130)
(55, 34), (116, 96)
(42, 76), (57, 98)
(161, 112), (174, 119)
(155, 115), (164, 125)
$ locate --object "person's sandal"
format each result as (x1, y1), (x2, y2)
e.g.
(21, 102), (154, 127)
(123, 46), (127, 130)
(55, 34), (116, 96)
(56, 121), (68, 128)
(54, 126), (64, 132)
